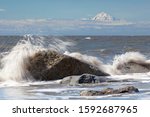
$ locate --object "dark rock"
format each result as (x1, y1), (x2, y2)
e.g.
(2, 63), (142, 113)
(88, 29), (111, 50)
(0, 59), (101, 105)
(115, 85), (139, 93)
(80, 86), (139, 96)
(26, 51), (109, 81)
(78, 74), (96, 83)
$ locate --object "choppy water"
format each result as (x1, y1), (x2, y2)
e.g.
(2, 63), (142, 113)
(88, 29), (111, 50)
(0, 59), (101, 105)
(0, 35), (150, 100)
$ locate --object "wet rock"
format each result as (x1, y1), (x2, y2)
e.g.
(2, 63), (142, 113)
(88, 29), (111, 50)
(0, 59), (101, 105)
(80, 86), (139, 96)
(78, 74), (98, 83)
(117, 61), (150, 74)
(60, 74), (114, 85)
(27, 51), (109, 81)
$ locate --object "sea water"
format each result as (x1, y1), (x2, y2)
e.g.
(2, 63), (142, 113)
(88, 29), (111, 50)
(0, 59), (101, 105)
(0, 35), (150, 100)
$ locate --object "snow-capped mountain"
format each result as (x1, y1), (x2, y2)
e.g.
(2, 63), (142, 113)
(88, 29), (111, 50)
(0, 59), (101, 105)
(92, 12), (114, 22)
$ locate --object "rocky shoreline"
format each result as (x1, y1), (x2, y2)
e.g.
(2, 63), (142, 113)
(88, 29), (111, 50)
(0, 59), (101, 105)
(26, 50), (141, 96)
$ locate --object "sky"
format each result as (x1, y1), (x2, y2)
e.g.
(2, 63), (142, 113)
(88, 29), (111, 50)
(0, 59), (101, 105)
(0, 0), (150, 35)
(0, 0), (150, 21)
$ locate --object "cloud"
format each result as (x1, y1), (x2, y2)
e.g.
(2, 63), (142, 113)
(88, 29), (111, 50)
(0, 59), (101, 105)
(0, 19), (149, 35)
(0, 9), (5, 12)
(0, 11), (146, 35)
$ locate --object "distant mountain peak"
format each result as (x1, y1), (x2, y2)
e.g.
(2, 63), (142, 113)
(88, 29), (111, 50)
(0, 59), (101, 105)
(92, 12), (114, 22)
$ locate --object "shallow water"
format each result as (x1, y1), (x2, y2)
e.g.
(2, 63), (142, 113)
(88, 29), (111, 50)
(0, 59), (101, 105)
(0, 35), (150, 100)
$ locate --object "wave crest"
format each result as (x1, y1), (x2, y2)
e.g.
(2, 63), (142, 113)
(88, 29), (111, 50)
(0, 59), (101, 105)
(109, 52), (150, 74)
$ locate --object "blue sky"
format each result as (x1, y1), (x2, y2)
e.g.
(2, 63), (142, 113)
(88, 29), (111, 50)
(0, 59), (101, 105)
(0, 0), (150, 21)
(0, 0), (150, 35)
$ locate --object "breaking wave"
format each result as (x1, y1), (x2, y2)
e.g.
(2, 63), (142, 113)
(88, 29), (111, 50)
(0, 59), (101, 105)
(0, 35), (73, 81)
(0, 35), (45, 81)
(0, 35), (150, 82)
(110, 52), (150, 75)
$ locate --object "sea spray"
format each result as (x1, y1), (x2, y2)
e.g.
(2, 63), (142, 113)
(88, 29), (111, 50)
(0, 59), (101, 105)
(48, 37), (75, 53)
(106, 52), (150, 75)
(0, 35), (150, 82)
(0, 35), (46, 81)
(0, 35), (75, 81)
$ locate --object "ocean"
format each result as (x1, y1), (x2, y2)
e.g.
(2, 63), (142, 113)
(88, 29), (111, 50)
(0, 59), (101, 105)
(0, 35), (150, 100)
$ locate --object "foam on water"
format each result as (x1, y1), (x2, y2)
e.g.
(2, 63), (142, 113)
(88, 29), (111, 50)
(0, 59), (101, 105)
(85, 37), (92, 40)
(107, 73), (150, 81)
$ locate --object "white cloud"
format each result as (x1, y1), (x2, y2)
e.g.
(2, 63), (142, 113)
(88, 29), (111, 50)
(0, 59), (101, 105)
(0, 19), (133, 30)
(1, 19), (149, 35)
(0, 9), (5, 12)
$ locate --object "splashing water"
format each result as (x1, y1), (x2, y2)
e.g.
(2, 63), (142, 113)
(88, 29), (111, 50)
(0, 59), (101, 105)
(0, 35), (75, 82)
(110, 52), (150, 75)
(0, 36), (150, 100)
(48, 37), (75, 53)
(0, 35), (150, 82)
(0, 35), (46, 81)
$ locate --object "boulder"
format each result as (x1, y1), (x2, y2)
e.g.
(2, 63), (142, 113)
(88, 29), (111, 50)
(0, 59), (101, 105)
(117, 61), (150, 74)
(26, 51), (109, 81)
(80, 86), (139, 96)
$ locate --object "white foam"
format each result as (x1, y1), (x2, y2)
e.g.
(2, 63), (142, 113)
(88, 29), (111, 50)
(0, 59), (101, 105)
(107, 73), (150, 81)
(105, 52), (150, 75)
(85, 37), (91, 40)
(113, 52), (146, 66)
(31, 87), (91, 93)
(0, 80), (29, 88)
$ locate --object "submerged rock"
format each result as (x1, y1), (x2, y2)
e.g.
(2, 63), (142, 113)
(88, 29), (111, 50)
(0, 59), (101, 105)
(80, 86), (139, 96)
(27, 51), (109, 81)
(78, 74), (100, 83)
(60, 74), (117, 85)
